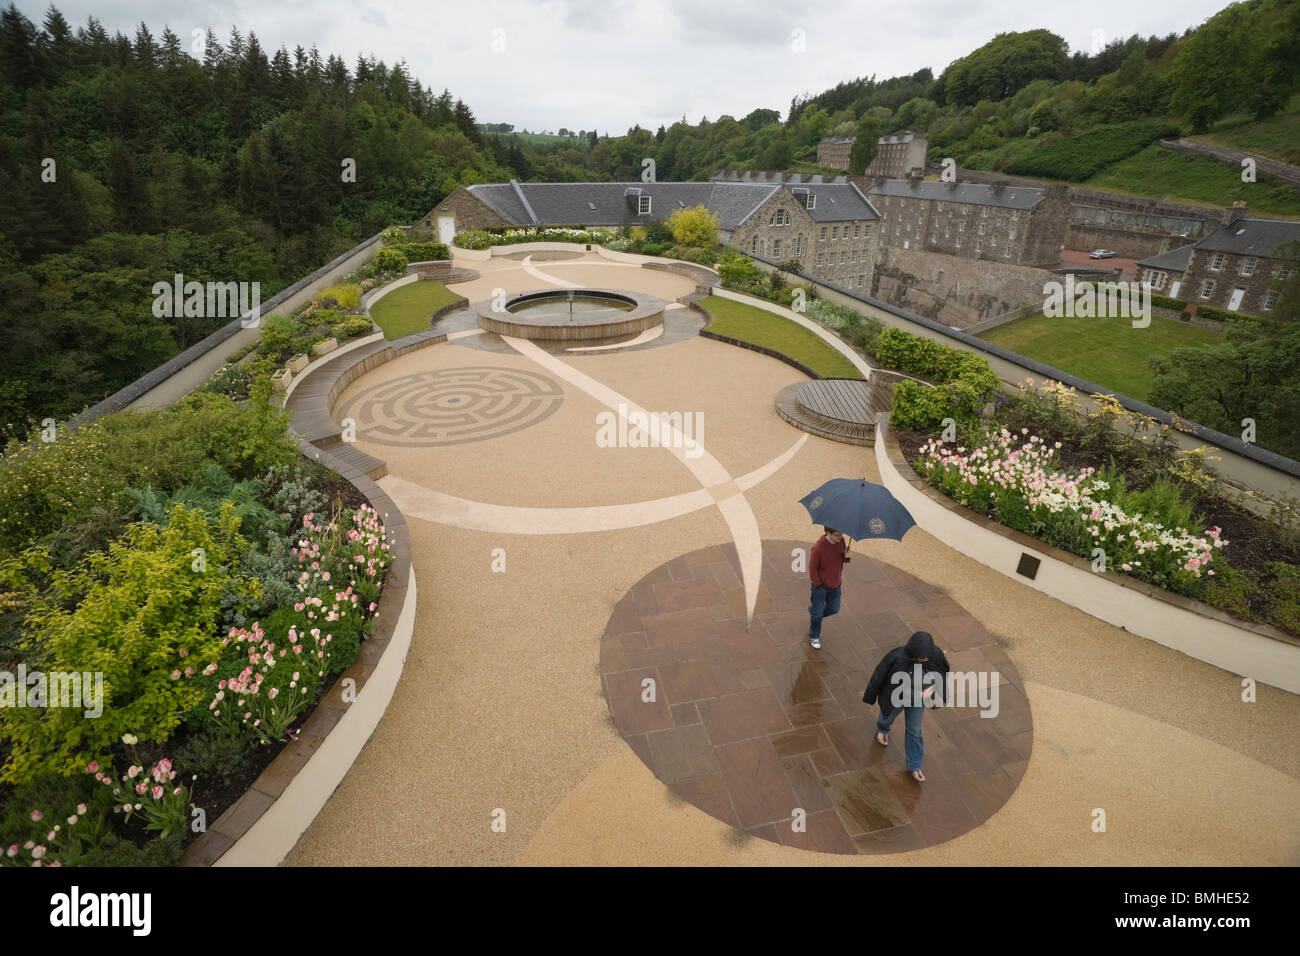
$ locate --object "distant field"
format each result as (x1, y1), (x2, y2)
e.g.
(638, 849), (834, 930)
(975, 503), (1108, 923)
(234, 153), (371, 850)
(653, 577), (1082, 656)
(980, 312), (1226, 402)
(1086, 144), (1300, 219)
(698, 296), (862, 379)
(497, 131), (587, 146)
(369, 281), (463, 339)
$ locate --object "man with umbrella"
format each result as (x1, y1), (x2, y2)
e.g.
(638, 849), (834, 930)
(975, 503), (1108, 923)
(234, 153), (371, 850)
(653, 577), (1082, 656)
(808, 526), (851, 649)
(799, 477), (917, 651)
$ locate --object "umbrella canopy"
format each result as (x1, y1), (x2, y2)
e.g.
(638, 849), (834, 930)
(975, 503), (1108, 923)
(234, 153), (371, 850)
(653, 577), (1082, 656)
(799, 478), (916, 542)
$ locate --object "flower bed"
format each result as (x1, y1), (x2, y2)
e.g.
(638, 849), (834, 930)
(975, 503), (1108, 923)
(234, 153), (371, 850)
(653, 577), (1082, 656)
(894, 377), (1300, 635)
(0, 396), (396, 866)
(453, 227), (614, 250)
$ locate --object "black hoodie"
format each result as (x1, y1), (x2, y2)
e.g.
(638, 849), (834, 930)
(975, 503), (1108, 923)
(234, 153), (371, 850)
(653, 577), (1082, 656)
(862, 631), (950, 718)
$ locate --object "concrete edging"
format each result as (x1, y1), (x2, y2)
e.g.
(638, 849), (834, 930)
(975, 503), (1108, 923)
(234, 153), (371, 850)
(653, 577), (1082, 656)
(709, 286), (874, 379)
(874, 417), (1300, 695)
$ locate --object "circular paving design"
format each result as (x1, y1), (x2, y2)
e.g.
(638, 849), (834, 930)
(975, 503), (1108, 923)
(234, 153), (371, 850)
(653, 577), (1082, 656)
(599, 540), (1032, 854)
(334, 366), (564, 447)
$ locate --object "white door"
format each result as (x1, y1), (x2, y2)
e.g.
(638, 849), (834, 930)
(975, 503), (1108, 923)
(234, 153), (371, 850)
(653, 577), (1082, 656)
(1227, 287), (1246, 311)
(436, 216), (455, 244)
(1169, 280), (1181, 298)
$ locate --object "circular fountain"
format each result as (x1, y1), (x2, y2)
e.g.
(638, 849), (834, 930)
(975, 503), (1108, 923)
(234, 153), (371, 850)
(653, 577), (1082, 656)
(476, 288), (668, 341)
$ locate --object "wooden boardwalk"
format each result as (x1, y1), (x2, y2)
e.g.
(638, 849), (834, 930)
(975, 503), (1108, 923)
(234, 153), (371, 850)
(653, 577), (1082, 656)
(774, 377), (897, 446)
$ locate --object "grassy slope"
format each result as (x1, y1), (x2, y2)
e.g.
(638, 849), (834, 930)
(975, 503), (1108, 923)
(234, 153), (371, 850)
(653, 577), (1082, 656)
(1195, 96), (1300, 166)
(1086, 144), (1300, 219)
(369, 281), (463, 339)
(698, 295), (862, 379)
(980, 313), (1225, 401)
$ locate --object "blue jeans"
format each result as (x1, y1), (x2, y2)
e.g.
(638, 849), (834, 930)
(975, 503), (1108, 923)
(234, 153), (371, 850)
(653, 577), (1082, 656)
(808, 585), (841, 640)
(877, 704), (924, 772)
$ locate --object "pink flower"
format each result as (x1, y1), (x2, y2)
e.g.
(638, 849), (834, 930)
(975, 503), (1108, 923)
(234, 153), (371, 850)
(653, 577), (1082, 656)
(85, 762), (98, 774)
(76, 804), (87, 815)
(5, 845), (16, 858)
(29, 810), (42, 822)
(151, 785), (164, 800)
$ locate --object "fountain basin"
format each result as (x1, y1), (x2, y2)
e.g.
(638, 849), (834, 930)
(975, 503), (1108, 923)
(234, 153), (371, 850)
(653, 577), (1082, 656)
(476, 288), (668, 341)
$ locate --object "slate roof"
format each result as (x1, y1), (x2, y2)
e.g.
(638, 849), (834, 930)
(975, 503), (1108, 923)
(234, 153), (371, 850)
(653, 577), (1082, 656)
(465, 180), (879, 229)
(1194, 217), (1300, 257)
(1136, 245), (1195, 271)
(864, 178), (1045, 211)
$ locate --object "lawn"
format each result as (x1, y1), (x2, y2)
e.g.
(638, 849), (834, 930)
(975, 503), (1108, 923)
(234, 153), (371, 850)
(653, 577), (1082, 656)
(697, 295), (863, 379)
(980, 312), (1226, 402)
(1086, 144), (1300, 219)
(369, 280), (463, 339)
(1197, 96), (1300, 167)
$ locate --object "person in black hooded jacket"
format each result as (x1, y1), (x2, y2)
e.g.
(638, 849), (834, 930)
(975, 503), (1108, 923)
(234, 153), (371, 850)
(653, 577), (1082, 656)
(862, 631), (949, 782)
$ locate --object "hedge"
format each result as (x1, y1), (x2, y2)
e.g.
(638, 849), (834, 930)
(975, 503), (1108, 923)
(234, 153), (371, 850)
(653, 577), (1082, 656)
(397, 241), (450, 262)
(1151, 292), (1188, 311)
(878, 327), (1000, 431)
(1005, 120), (1181, 181)
(1195, 304), (1254, 324)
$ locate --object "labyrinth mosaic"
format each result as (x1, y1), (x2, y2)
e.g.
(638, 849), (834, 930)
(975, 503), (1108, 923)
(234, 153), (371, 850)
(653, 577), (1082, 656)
(335, 366), (565, 447)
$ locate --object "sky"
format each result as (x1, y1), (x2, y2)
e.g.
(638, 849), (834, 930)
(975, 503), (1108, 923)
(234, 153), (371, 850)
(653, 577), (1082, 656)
(25, 0), (1232, 133)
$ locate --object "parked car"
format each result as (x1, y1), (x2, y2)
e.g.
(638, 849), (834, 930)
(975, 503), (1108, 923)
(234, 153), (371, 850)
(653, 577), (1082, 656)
(1089, 249), (1118, 259)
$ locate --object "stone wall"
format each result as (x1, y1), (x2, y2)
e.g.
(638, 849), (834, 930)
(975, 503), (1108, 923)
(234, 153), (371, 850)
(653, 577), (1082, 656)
(1066, 224), (1177, 259)
(420, 187), (513, 233)
(871, 245), (1050, 328)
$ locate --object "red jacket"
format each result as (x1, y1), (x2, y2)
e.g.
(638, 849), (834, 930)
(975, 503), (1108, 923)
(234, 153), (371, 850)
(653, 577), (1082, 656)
(810, 535), (851, 589)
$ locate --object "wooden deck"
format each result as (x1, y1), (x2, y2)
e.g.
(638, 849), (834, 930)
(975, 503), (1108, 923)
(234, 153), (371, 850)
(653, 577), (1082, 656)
(774, 377), (896, 446)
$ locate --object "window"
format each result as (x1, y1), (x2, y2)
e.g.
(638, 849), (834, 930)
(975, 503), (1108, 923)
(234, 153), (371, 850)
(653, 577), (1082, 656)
(820, 227), (827, 240)
(817, 253), (824, 267)
(1005, 247), (1011, 257)
(1242, 256), (1256, 276)
(831, 226), (839, 239)
(805, 194), (815, 210)
(1146, 270), (1167, 290)
(772, 239), (781, 258)
(1210, 253), (1224, 271)
(1264, 291), (1279, 310)
(795, 235), (806, 257)
(894, 225), (901, 237)
(840, 251), (846, 264)
(1200, 279), (1215, 298)
(858, 274), (865, 288)
(638, 195), (651, 215)
(850, 250), (857, 263)
(863, 225), (870, 237)
(854, 225), (860, 238)
(1278, 264), (1292, 280)
(978, 223), (986, 236)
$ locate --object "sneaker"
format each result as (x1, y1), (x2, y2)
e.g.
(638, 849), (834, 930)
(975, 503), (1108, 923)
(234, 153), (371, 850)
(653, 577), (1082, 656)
(810, 635), (821, 649)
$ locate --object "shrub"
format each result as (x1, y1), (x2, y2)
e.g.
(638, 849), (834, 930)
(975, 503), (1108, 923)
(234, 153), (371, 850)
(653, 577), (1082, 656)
(641, 240), (672, 257)
(452, 229), (491, 250)
(319, 284), (362, 311)
(0, 504), (256, 782)
(1202, 562), (1259, 620)
(374, 247), (408, 274)
(1151, 293), (1187, 312)
(197, 364), (252, 400)
(331, 317), (374, 340)
(1265, 563), (1300, 632)
(878, 328), (1000, 429)
(397, 241), (450, 262)
(666, 205), (720, 248)
(380, 226), (407, 246)
(1194, 304), (1252, 324)
(718, 253), (763, 287)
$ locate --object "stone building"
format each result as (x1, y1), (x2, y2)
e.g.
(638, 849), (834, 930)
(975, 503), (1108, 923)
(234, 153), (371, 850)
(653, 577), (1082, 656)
(1136, 214), (1299, 315)
(423, 177), (882, 289)
(816, 135), (855, 170)
(855, 178), (1070, 268)
(866, 133), (928, 179)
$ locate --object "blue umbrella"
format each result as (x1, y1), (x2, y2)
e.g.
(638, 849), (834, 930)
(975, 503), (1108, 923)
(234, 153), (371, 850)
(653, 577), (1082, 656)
(799, 478), (917, 542)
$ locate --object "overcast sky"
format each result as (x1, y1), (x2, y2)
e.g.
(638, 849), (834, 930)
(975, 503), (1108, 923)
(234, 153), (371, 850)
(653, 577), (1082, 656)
(25, 0), (1230, 132)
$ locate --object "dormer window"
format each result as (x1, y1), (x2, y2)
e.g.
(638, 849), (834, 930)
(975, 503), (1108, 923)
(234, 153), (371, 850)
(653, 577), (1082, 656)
(805, 193), (815, 210)
(638, 195), (652, 215)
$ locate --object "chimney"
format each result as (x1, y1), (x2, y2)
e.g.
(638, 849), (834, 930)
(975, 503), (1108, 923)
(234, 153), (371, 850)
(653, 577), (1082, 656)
(1223, 201), (1248, 226)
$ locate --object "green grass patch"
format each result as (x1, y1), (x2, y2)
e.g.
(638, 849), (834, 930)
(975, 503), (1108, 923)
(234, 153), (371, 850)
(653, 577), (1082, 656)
(1087, 144), (1300, 219)
(981, 312), (1226, 401)
(698, 296), (862, 379)
(369, 281), (463, 340)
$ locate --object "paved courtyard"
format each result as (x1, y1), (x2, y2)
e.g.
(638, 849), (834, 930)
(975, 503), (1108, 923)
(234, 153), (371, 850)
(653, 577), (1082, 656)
(286, 252), (1300, 866)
